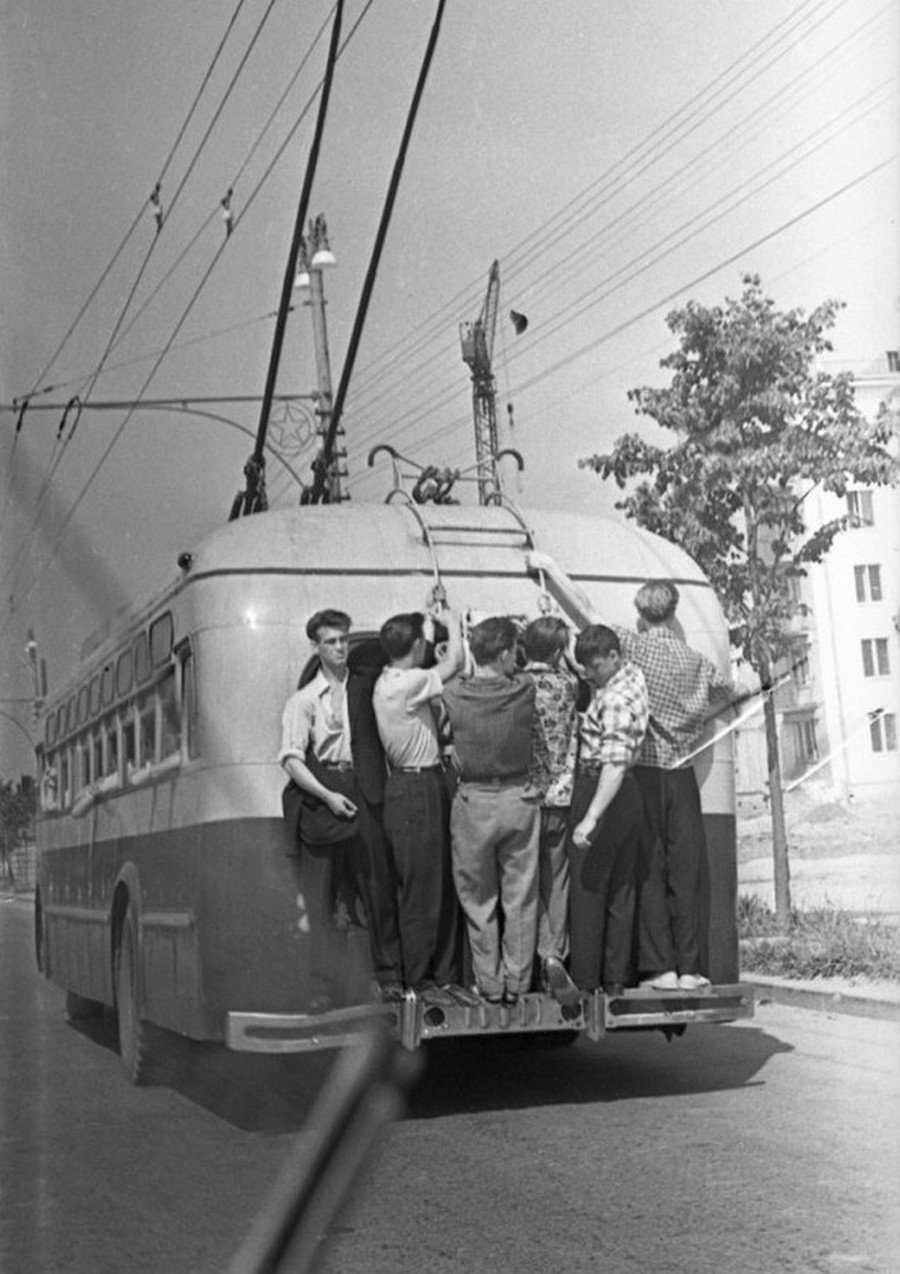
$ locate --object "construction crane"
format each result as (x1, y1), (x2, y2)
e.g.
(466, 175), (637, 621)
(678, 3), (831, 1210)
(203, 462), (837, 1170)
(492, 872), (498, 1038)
(459, 259), (501, 505)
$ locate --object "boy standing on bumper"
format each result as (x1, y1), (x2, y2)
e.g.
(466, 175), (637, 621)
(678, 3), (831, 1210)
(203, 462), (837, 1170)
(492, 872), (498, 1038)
(373, 610), (464, 997)
(522, 616), (581, 1008)
(442, 616), (542, 1005)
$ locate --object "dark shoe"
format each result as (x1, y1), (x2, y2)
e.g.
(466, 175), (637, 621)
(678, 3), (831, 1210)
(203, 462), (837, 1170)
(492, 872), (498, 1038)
(603, 983), (625, 997)
(417, 983), (456, 1007)
(502, 989), (519, 1007)
(475, 985), (503, 1005)
(543, 956), (581, 1011)
(377, 982), (407, 1004)
(441, 983), (482, 1009)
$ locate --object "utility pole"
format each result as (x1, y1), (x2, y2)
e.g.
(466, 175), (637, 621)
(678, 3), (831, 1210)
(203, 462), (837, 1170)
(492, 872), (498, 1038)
(295, 215), (346, 503)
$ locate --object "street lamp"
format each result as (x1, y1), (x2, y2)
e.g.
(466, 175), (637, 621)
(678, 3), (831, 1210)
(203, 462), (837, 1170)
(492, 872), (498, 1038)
(293, 215), (345, 503)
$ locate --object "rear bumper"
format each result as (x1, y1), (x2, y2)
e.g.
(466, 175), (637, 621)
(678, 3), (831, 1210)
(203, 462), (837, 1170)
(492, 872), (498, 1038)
(226, 984), (754, 1053)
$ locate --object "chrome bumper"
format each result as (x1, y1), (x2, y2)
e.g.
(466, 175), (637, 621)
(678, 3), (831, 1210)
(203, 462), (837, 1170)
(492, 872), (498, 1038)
(226, 983), (753, 1054)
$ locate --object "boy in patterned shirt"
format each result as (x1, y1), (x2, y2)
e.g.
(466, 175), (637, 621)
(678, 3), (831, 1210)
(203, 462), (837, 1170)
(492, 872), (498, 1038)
(522, 616), (581, 1009)
(569, 625), (649, 995)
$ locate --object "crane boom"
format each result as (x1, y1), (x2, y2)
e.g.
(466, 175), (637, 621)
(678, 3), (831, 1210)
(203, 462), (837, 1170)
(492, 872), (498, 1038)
(459, 260), (501, 504)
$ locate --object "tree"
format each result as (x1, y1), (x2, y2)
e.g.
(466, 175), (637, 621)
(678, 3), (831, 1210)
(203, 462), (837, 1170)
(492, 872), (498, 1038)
(581, 275), (898, 929)
(0, 776), (36, 886)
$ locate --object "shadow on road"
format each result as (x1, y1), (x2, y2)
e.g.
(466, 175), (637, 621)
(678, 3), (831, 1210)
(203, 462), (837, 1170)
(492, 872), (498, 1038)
(404, 1023), (793, 1120)
(70, 1014), (791, 1132)
(69, 1013), (337, 1132)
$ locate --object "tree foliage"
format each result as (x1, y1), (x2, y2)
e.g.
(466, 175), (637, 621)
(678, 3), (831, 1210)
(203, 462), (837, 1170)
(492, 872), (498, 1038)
(582, 275), (898, 667)
(0, 777), (36, 858)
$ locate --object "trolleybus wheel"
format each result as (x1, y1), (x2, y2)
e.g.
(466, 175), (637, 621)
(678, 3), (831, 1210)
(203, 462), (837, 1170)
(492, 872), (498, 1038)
(65, 990), (104, 1022)
(115, 905), (156, 1085)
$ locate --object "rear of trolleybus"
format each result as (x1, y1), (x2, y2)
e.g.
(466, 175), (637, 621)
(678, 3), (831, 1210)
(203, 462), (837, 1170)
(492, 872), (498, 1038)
(218, 500), (753, 1058)
(33, 499), (752, 1083)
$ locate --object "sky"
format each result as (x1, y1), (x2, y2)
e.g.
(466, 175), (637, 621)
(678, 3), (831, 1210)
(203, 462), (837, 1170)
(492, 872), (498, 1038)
(1, 0), (898, 775)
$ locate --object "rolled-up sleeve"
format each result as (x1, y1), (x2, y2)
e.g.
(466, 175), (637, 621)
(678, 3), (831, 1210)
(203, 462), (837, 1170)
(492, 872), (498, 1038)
(278, 691), (312, 766)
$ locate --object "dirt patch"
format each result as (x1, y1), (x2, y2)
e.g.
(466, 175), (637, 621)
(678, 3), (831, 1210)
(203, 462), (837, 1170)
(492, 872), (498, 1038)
(738, 783), (897, 865)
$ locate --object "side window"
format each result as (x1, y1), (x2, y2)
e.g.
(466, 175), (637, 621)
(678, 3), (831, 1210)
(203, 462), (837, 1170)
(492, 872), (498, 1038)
(138, 694), (156, 768)
(60, 749), (72, 808)
(177, 639), (200, 760)
(78, 733), (92, 790)
(41, 752), (59, 812)
(159, 667), (179, 760)
(103, 715), (119, 778)
(123, 709), (137, 776)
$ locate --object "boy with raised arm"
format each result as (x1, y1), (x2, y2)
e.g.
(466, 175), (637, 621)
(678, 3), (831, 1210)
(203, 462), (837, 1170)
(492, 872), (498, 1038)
(527, 552), (739, 991)
(441, 616), (542, 1006)
(373, 609), (474, 1005)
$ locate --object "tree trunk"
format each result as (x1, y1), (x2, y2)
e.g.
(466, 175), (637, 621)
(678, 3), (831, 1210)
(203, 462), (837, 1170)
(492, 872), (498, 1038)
(762, 688), (792, 930)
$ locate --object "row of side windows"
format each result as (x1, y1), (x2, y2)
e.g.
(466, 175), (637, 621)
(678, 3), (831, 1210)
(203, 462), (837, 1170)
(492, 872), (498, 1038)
(40, 648), (196, 813)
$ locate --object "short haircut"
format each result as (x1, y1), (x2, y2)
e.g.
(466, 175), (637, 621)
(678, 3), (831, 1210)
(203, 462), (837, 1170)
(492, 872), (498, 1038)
(523, 615), (570, 663)
(469, 616), (517, 667)
(379, 612), (424, 660)
(306, 608), (351, 642)
(575, 624), (621, 667)
(634, 579), (679, 624)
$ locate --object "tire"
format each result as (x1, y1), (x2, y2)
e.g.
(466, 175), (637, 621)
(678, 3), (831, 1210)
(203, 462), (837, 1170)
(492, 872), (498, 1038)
(65, 990), (104, 1022)
(115, 905), (157, 1085)
(34, 894), (47, 974)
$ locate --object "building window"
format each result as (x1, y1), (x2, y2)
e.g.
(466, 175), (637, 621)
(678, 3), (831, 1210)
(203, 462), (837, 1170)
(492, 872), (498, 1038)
(870, 712), (897, 753)
(846, 490), (874, 527)
(790, 718), (818, 764)
(854, 564), (882, 603)
(861, 638), (890, 678)
(791, 645), (810, 689)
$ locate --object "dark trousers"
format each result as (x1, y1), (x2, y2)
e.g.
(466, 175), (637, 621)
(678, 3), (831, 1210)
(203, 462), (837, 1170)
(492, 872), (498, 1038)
(383, 768), (459, 987)
(323, 767), (402, 987)
(567, 767), (641, 991)
(634, 765), (707, 978)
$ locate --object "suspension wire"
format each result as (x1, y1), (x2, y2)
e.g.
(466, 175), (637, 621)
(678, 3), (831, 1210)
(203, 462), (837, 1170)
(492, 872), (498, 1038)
(348, 0), (880, 438)
(308, 0), (447, 503)
(108, 6), (337, 361)
(0, 2), (378, 625)
(348, 155), (896, 491)
(349, 0), (882, 436)
(237, 0), (345, 516)
(0, 0), (289, 578)
(22, 0), (251, 403)
(22, 308), (285, 397)
(343, 8), (892, 452)
(346, 0), (839, 403)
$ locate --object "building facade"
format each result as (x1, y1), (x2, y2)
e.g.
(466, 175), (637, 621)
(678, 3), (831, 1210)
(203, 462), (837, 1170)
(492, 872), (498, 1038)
(735, 352), (899, 804)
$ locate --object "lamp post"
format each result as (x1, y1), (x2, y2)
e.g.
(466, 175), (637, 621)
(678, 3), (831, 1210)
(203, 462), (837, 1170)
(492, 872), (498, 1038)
(294, 215), (345, 503)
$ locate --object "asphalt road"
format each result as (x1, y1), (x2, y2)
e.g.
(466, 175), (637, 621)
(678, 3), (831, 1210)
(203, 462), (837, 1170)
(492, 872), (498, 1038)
(2, 895), (898, 1274)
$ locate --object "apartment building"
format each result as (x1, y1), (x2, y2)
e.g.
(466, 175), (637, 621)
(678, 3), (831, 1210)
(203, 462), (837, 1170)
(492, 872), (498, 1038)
(735, 352), (899, 803)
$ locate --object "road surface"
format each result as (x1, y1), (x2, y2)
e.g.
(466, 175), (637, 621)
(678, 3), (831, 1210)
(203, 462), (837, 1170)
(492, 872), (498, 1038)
(2, 896), (897, 1273)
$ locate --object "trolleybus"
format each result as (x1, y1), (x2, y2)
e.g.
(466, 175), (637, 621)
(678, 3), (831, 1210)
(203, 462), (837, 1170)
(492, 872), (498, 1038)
(34, 497), (752, 1082)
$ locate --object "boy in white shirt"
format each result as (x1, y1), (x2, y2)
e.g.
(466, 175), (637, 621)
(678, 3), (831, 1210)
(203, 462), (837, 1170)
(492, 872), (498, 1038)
(373, 610), (472, 1002)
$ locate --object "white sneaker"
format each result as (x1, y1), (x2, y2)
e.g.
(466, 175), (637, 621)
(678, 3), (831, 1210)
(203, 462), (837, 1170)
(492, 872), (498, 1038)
(678, 974), (711, 991)
(639, 971), (679, 991)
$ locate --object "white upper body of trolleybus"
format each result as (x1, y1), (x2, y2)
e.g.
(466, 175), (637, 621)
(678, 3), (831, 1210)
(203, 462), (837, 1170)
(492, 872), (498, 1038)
(34, 497), (752, 1083)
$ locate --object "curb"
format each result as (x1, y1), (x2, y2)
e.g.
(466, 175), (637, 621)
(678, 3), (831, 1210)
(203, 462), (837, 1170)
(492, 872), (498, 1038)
(743, 975), (900, 1023)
